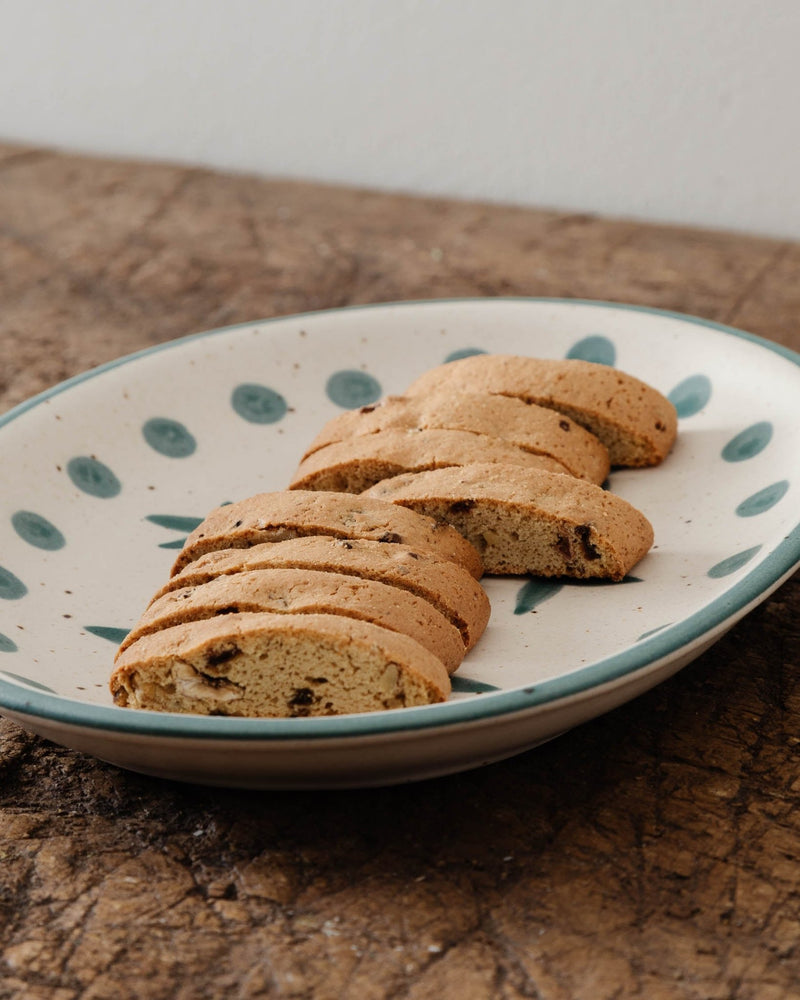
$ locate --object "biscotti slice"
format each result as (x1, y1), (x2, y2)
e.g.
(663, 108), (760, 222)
(170, 490), (483, 580)
(302, 392), (611, 484)
(118, 568), (465, 674)
(152, 536), (490, 650)
(364, 463), (654, 580)
(289, 428), (571, 493)
(111, 612), (451, 716)
(404, 355), (677, 467)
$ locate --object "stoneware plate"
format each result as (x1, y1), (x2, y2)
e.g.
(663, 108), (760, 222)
(1, 299), (798, 788)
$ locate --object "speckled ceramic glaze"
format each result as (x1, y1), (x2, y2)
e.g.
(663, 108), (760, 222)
(1, 299), (798, 787)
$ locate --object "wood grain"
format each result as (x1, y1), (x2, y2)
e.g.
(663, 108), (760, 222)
(0, 144), (798, 1000)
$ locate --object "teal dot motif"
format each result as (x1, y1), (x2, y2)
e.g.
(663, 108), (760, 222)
(11, 510), (66, 551)
(444, 348), (487, 363)
(450, 676), (500, 693)
(146, 513), (210, 549)
(84, 625), (130, 645)
(722, 422), (773, 462)
(736, 481), (789, 518)
(0, 671), (55, 692)
(708, 545), (762, 579)
(67, 456), (121, 498)
(231, 383), (288, 424)
(514, 579), (564, 615)
(0, 566), (27, 600)
(0, 633), (18, 653)
(157, 538), (190, 550)
(668, 374), (712, 418)
(145, 514), (205, 532)
(143, 418), (196, 458)
(638, 623), (672, 642)
(326, 370), (382, 409)
(579, 575), (642, 587)
(566, 335), (616, 366)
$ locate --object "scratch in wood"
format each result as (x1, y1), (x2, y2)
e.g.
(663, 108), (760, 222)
(722, 241), (792, 326)
(237, 179), (269, 259)
(93, 167), (200, 287)
(0, 147), (56, 174)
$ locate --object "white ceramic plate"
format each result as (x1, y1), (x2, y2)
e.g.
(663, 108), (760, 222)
(1, 299), (798, 788)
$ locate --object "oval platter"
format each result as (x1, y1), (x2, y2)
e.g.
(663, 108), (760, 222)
(1, 298), (798, 788)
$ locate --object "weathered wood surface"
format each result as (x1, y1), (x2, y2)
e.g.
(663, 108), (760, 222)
(0, 144), (798, 999)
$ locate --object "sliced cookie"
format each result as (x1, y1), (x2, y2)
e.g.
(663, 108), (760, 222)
(289, 427), (571, 493)
(302, 392), (610, 484)
(170, 490), (483, 580)
(118, 567), (466, 674)
(364, 462), (654, 580)
(404, 355), (677, 467)
(153, 536), (490, 650)
(111, 612), (451, 716)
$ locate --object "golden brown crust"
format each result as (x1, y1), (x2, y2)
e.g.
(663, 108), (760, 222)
(119, 567), (466, 674)
(152, 536), (490, 650)
(289, 428), (571, 493)
(170, 490), (483, 580)
(404, 355), (677, 467)
(111, 612), (451, 717)
(301, 392), (611, 483)
(364, 463), (654, 580)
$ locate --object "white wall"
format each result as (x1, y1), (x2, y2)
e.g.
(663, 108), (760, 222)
(1, 0), (798, 238)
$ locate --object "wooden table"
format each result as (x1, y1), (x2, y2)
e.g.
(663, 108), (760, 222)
(1, 144), (798, 1000)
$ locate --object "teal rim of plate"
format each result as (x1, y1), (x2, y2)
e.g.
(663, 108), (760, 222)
(1, 298), (799, 742)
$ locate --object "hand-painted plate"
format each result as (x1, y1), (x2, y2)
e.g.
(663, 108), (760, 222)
(1, 299), (798, 788)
